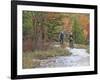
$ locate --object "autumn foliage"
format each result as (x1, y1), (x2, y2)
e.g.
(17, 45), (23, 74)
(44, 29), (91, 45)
(23, 11), (90, 52)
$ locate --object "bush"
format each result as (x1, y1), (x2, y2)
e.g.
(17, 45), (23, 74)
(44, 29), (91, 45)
(28, 47), (70, 59)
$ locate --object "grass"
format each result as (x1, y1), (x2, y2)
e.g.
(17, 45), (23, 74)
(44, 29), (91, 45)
(23, 55), (41, 69)
(23, 47), (70, 69)
(74, 44), (87, 49)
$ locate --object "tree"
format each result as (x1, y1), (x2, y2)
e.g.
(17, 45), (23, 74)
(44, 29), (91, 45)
(45, 13), (63, 41)
(23, 11), (33, 37)
(72, 17), (85, 44)
(32, 12), (47, 50)
(32, 12), (63, 50)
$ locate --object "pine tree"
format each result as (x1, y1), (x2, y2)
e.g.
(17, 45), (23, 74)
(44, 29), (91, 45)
(72, 17), (85, 44)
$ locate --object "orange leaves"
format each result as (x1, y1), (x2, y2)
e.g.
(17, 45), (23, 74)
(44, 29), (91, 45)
(62, 17), (72, 32)
(79, 14), (90, 40)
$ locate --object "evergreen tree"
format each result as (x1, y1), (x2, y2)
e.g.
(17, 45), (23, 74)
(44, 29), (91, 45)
(23, 11), (33, 37)
(72, 17), (85, 44)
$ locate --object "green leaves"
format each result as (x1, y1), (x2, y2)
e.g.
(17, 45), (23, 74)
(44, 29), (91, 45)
(23, 11), (33, 36)
(72, 17), (85, 44)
